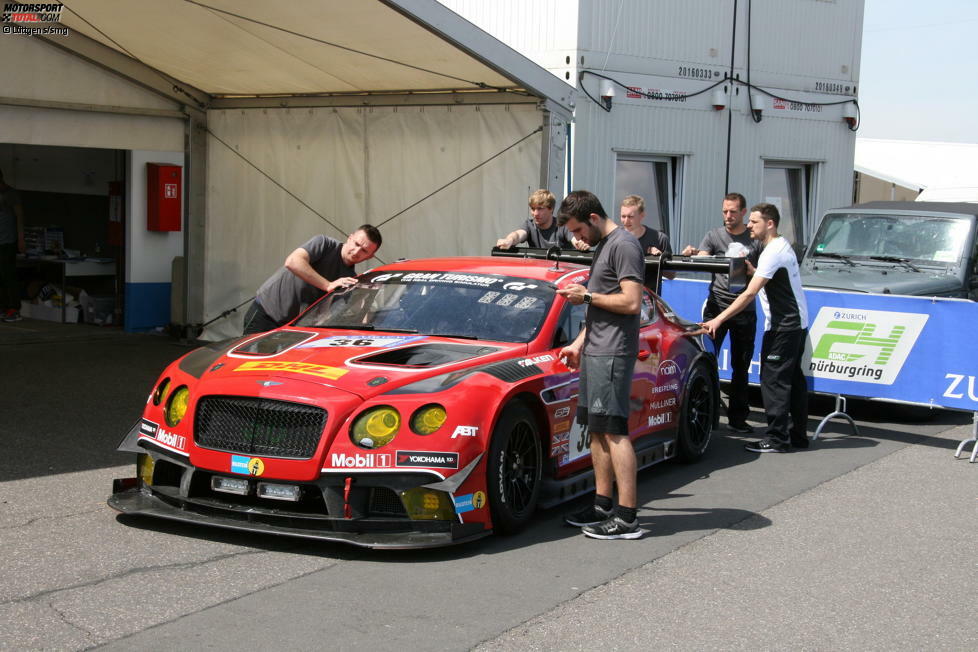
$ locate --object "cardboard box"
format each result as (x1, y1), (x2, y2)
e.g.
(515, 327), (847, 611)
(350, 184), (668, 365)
(21, 300), (79, 323)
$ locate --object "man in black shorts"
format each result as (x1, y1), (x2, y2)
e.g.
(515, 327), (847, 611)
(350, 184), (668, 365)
(556, 190), (646, 539)
(681, 192), (759, 433)
(242, 225), (382, 334)
(701, 203), (810, 453)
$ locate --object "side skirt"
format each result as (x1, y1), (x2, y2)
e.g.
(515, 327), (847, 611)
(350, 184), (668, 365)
(537, 434), (675, 509)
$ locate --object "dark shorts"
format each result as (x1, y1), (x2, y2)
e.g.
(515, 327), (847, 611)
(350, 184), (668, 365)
(576, 354), (635, 436)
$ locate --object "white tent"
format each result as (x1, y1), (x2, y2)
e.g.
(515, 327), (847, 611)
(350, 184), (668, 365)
(4, 0), (574, 337)
(855, 138), (978, 204)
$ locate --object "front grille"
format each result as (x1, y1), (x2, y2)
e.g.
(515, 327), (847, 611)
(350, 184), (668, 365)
(195, 396), (327, 459)
(369, 487), (407, 516)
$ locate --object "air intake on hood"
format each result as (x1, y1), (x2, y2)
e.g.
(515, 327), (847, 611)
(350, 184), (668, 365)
(353, 343), (499, 368)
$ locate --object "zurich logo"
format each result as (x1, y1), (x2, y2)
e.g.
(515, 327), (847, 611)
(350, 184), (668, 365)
(258, 380), (283, 387)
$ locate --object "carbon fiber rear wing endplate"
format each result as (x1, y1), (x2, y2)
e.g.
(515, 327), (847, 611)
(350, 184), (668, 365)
(490, 246), (747, 294)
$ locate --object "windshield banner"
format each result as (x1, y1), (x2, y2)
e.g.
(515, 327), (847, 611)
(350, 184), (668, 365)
(662, 278), (978, 411)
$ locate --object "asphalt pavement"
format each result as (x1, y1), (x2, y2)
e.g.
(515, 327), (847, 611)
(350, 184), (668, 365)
(1, 319), (976, 651)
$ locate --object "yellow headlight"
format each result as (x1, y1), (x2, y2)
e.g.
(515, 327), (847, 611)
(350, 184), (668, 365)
(351, 406), (400, 448)
(152, 378), (171, 406)
(165, 386), (190, 427)
(410, 404), (447, 435)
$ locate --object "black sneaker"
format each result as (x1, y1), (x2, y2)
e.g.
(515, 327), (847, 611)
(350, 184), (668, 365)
(745, 438), (789, 453)
(582, 515), (645, 540)
(791, 436), (810, 449)
(564, 504), (612, 527)
(727, 421), (754, 434)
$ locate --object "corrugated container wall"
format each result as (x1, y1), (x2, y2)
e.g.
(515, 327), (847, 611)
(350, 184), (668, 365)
(439, 0), (864, 250)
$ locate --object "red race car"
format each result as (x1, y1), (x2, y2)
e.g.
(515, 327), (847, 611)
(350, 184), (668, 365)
(109, 249), (744, 548)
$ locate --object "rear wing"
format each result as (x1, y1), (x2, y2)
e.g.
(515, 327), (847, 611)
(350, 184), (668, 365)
(490, 246), (747, 294)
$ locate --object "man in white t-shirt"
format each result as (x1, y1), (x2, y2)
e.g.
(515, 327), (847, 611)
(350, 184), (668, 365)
(700, 203), (810, 453)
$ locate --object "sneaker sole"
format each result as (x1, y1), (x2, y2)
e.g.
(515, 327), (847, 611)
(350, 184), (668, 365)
(583, 527), (648, 540)
(745, 446), (788, 453)
(565, 519), (607, 527)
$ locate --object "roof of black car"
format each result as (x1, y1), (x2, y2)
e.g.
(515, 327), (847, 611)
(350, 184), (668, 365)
(832, 201), (978, 216)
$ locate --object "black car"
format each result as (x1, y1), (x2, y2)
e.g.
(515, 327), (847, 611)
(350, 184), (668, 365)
(801, 201), (978, 300)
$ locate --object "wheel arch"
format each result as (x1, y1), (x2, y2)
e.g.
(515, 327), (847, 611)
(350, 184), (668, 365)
(682, 351), (721, 430)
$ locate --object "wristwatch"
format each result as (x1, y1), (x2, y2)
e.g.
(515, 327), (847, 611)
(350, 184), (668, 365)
(582, 292), (593, 305)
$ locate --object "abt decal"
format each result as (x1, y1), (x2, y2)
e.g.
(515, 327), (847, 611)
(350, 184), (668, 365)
(329, 453), (392, 468)
(806, 308), (928, 385)
(943, 374), (978, 402)
(451, 425), (478, 439)
(396, 450), (459, 469)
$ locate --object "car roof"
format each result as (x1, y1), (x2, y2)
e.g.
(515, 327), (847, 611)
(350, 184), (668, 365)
(827, 201), (978, 218)
(371, 256), (589, 283)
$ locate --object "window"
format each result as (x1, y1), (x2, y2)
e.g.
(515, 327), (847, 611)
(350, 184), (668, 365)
(614, 155), (683, 236)
(552, 302), (587, 348)
(762, 161), (817, 255)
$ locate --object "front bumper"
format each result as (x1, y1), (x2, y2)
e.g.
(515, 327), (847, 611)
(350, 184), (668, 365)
(109, 481), (488, 549)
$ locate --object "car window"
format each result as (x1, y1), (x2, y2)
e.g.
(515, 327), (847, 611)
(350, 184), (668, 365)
(811, 213), (972, 266)
(295, 270), (555, 343)
(552, 302), (586, 348)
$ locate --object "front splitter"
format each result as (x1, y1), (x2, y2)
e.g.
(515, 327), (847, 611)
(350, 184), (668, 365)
(108, 485), (489, 550)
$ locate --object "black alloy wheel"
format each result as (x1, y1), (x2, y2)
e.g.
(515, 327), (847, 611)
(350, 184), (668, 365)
(486, 402), (542, 534)
(676, 363), (716, 462)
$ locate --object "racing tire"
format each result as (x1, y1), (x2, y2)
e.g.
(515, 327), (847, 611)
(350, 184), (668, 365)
(676, 363), (716, 462)
(487, 402), (543, 535)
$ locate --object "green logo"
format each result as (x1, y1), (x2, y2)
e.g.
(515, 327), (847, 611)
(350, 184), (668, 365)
(811, 320), (905, 365)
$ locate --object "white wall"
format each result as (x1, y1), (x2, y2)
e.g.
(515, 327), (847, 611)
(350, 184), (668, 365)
(0, 144), (120, 196)
(441, 0), (862, 248)
(201, 104), (543, 339)
(127, 150), (185, 284)
(0, 36), (184, 152)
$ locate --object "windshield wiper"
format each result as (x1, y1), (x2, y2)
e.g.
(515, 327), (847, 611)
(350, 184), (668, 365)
(376, 327), (419, 334)
(320, 323), (375, 330)
(812, 251), (855, 266)
(869, 255), (921, 272)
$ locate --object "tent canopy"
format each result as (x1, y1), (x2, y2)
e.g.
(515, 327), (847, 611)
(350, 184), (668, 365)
(55, 0), (574, 111)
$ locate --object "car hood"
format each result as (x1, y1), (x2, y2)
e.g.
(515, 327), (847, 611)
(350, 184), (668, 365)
(182, 329), (520, 399)
(800, 265), (962, 296)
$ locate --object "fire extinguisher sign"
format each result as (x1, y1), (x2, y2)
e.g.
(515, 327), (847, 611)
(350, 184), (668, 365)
(164, 183), (178, 199)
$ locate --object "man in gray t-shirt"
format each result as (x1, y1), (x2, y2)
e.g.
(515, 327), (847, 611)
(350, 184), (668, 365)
(242, 225), (382, 334)
(496, 189), (587, 251)
(681, 192), (759, 432)
(557, 190), (646, 540)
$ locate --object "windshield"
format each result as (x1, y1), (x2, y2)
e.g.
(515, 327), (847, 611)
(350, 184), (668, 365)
(810, 213), (973, 266)
(294, 270), (554, 343)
